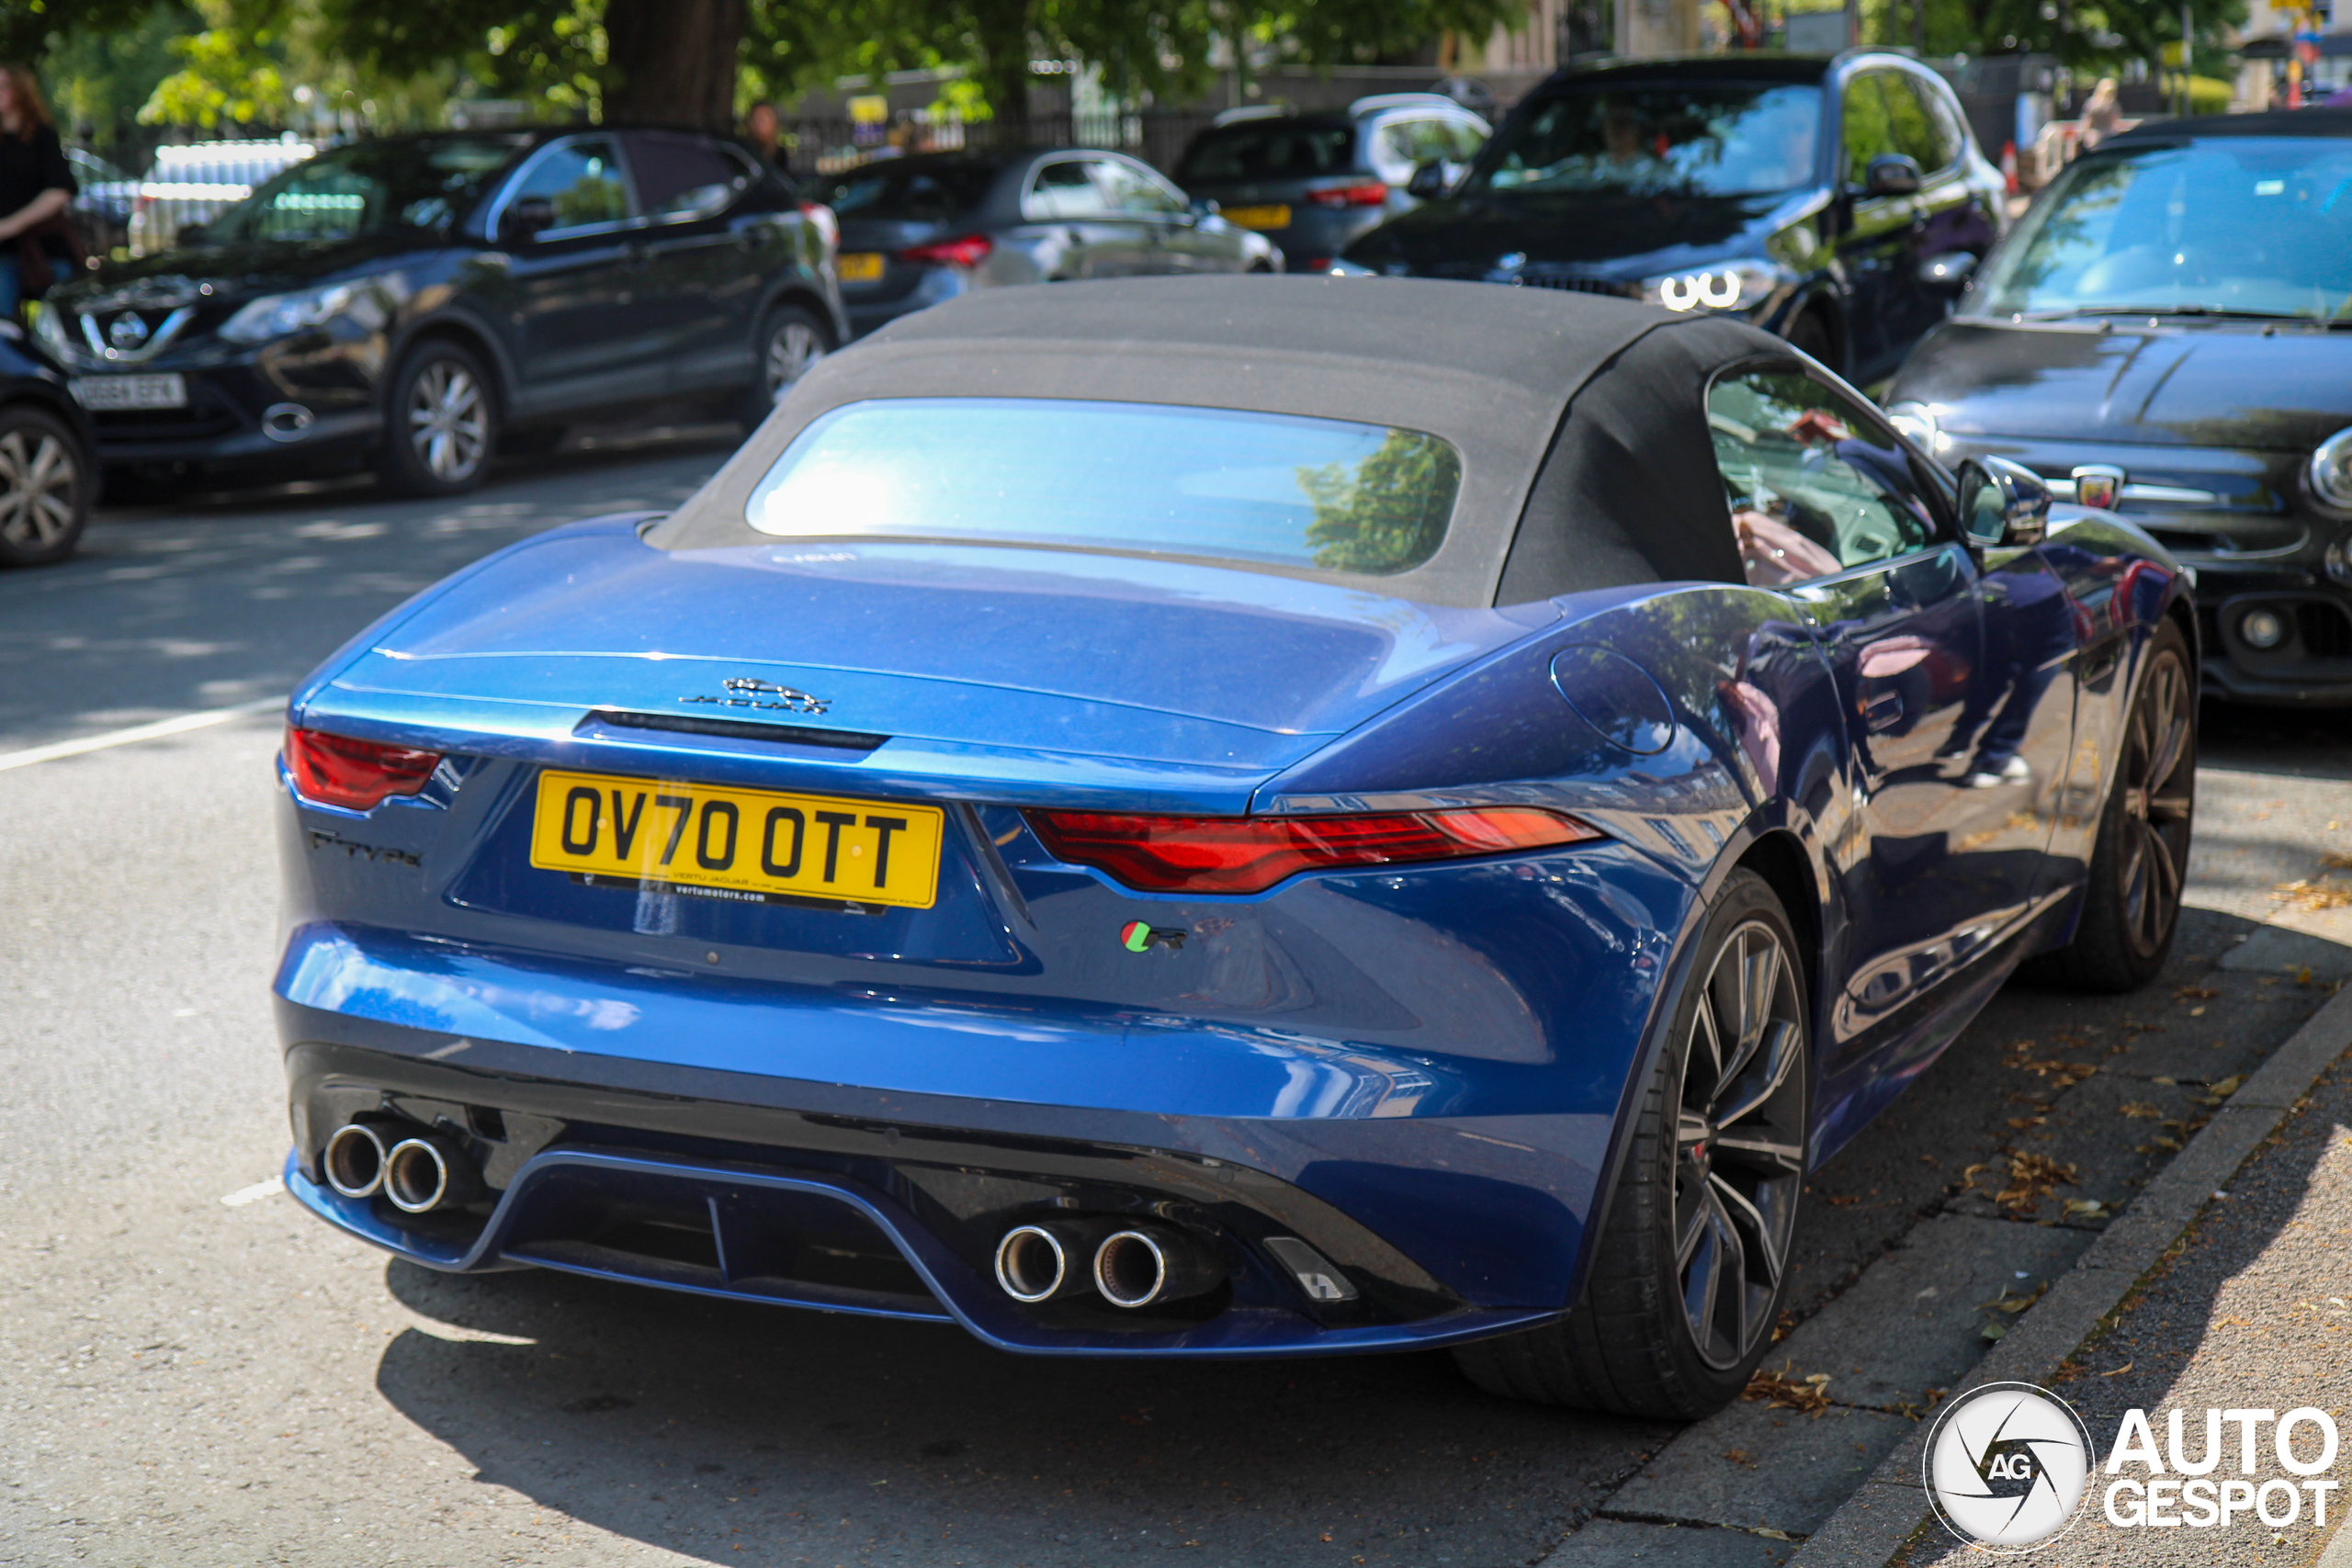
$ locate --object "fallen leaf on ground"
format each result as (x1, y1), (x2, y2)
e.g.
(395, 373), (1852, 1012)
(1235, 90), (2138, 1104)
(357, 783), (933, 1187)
(1995, 1154), (2078, 1213)
(2176, 984), (2221, 1000)
(2276, 877), (2352, 911)
(1744, 1363), (1833, 1416)
(2120, 1101), (2164, 1120)
(1724, 1449), (1757, 1468)
(2100, 1361), (2134, 1377)
(1978, 1280), (2051, 1315)
(2064, 1198), (2108, 1218)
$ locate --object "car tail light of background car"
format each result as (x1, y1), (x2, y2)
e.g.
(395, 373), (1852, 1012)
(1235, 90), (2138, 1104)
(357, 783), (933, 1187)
(798, 200), (838, 250)
(1304, 181), (1392, 209)
(898, 233), (994, 269)
(284, 726), (441, 811)
(1025, 807), (1600, 894)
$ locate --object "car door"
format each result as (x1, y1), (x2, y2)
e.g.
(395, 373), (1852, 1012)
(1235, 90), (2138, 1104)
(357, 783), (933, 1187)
(618, 130), (765, 394)
(1833, 71), (1921, 381)
(1877, 72), (1972, 354)
(489, 135), (655, 415)
(1706, 364), (2070, 1064)
(1096, 157), (1214, 273)
(1023, 157), (1134, 277)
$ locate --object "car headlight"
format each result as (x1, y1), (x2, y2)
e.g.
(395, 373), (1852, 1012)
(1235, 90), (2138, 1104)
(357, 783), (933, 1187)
(220, 279), (388, 344)
(2310, 426), (2352, 514)
(32, 303), (72, 356)
(1641, 259), (1782, 314)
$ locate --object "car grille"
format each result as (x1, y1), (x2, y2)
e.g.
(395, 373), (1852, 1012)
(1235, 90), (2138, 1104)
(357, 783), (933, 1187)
(1515, 269), (1635, 298)
(2299, 602), (2352, 659)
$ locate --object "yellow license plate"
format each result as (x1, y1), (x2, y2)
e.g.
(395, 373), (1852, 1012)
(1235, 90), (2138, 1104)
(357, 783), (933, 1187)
(836, 252), (886, 283)
(530, 770), (944, 909)
(1220, 204), (1292, 231)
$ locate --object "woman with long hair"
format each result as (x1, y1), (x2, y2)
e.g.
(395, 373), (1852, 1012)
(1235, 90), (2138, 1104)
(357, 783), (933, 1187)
(0, 64), (76, 321)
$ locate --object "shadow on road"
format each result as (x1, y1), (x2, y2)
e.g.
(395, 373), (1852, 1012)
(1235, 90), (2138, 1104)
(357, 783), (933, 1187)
(375, 1258), (1663, 1568)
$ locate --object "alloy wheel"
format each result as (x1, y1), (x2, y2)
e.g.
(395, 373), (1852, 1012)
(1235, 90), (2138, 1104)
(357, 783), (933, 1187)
(2118, 649), (2194, 957)
(407, 361), (489, 482)
(0, 425), (78, 549)
(1674, 920), (1806, 1370)
(763, 320), (824, 402)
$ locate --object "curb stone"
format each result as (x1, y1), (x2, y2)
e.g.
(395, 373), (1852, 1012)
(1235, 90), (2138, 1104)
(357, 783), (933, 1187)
(1780, 979), (2352, 1568)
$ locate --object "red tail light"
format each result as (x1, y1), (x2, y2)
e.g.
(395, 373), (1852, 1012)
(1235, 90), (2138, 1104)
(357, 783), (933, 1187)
(284, 727), (442, 811)
(1306, 181), (1392, 209)
(898, 233), (993, 268)
(1026, 807), (1600, 895)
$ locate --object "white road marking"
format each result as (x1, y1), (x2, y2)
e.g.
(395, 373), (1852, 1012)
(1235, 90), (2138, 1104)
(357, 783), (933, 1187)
(220, 1176), (285, 1208)
(0, 698), (282, 773)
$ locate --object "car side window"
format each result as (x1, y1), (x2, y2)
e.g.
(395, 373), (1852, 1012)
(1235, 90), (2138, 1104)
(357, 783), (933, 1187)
(1883, 75), (1951, 172)
(1840, 73), (1901, 185)
(510, 137), (633, 230)
(1441, 118), (1489, 161)
(623, 132), (745, 221)
(1913, 79), (1968, 172)
(1025, 159), (1110, 220)
(1706, 367), (1939, 587)
(1098, 160), (1186, 217)
(1371, 118), (1429, 181)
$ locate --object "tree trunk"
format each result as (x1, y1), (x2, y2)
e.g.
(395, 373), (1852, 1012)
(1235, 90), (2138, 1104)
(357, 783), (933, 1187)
(967, 0), (1034, 126)
(603, 0), (747, 130)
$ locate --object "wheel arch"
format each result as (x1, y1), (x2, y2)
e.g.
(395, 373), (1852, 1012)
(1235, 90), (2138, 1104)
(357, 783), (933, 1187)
(753, 279), (847, 353)
(384, 311), (514, 423)
(1735, 828), (1824, 1013)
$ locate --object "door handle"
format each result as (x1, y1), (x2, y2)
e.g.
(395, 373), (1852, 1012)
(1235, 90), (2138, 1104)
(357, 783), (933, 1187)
(1861, 690), (1905, 733)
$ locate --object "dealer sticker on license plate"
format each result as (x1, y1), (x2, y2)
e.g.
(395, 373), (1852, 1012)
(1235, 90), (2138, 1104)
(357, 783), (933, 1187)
(529, 769), (944, 909)
(836, 252), (886, 283)
(1219, 204), (1292, 231)
(71, 372), (187, 411)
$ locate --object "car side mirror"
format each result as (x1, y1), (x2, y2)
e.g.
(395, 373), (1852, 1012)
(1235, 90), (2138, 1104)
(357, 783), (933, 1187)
(1956, 456), (2052, 547)
(1407, 161), (1449, 200)
(1918, 251), (1976, 293)
(1864, 153), (1923, 197)
(500, 196), (557, 243)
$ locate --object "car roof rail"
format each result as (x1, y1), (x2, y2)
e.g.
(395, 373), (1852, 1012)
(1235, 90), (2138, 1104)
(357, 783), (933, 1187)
(1210, 106), (1293, 127)
(1346, 92), (1467, 117)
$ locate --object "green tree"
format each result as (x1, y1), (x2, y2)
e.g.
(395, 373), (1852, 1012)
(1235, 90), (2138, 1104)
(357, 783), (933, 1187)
(1300, 429), (1460, 575)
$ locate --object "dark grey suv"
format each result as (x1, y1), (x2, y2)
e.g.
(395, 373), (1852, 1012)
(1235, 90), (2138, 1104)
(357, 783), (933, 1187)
(1170, 95), (1490, 273)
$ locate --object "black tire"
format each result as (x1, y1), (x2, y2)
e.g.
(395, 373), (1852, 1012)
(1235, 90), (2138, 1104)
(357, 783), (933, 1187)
(2021, 620), (2195, 992)
(1782, 308), (1836, 370)
(377, 339), (497, 498)
(740, 302), (831, 429)
(1452, 870), (1811, 1417)
(0, 403), (92, 568)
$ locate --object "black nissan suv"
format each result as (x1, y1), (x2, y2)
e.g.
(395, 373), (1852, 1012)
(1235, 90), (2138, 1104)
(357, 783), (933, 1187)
(37, 129), (847, 496)
(1340, 52), (2005, 386)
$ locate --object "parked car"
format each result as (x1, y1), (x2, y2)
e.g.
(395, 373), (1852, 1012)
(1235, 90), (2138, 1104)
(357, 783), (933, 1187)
(0, 318), (96, 568)
(1340, 51), (2005, 384)
(65, 146), (136, 263)
(37, 129), (845, 497)
(272, 276), (2193, 1419)
(1170, 94), (1490, 272)
(1887, 107), (2352, 707)
(809, 148), (1283, 340)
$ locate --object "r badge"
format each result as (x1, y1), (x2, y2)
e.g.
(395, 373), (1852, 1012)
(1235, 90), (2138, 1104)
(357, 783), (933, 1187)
(2071, 465), (2124, 512)
(1119, 920), (1186, 953)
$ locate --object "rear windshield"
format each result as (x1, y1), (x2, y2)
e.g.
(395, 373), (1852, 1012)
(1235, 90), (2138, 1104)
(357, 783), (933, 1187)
(744, 398), (1462, 576)
(208, 137), (527, 241)
(811, 162), (999, 222)
(1175, 124), (1359, 184)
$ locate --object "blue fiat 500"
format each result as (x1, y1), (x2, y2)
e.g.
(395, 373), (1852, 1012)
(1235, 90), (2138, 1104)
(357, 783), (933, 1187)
(274, 277), (2194, 1418)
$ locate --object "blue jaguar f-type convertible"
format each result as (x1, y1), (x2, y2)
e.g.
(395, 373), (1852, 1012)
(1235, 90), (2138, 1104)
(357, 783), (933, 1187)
(275, 276), (2196, 1419)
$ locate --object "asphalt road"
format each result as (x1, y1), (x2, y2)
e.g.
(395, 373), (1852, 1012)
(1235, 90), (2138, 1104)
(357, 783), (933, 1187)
(4, 446), (2349, 1567)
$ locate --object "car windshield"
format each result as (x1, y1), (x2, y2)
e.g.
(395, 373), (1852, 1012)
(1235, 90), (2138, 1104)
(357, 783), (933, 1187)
(812, 163), (999, 222)
(745, 398), (1462, 576)
(1175, 123), (1358, 184)
(1464, 83), (1822, 197)
(1969, 138), (2352, 322)
(208, 137), (527, 242)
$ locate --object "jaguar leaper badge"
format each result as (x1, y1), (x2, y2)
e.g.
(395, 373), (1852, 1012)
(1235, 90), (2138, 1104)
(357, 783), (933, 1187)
(682, 677), (831, 716)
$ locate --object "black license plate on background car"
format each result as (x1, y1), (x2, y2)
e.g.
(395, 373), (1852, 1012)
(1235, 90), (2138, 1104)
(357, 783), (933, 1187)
(71, 374), (187, 411)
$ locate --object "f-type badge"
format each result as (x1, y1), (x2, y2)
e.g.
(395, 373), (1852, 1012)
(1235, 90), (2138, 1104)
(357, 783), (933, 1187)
(682, 677), (831, 716)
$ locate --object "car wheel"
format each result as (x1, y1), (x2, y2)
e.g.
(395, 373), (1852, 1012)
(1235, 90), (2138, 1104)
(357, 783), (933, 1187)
(0, 403), (91, 569)
(741, 302), (831, 428)
(1782, 308), (1835, 370)
(2021, 620), (2195, 993)
(379, 341), (496, 498)
(1452, 869), (1809, 1418)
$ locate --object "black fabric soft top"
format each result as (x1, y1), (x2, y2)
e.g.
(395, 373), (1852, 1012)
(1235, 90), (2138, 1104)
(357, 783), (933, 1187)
(649, 275), (1779, 607)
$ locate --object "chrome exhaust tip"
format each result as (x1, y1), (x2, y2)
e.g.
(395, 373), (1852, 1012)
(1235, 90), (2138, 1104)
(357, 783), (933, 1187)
(382, 1131), (482, 1214)
(322, 1122), (391, 1199)
(994, 1225), (1070, 1303)
(1092, 1226), (1222, 1309)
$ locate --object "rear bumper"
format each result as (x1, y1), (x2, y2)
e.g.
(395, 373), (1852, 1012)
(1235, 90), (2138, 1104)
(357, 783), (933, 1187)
(279, 1025), (1598, 1356)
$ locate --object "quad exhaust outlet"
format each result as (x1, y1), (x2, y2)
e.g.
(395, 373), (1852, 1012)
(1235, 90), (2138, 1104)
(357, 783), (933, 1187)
(993, 1218), (1222, 1309)
(322, 1121), (481, 1213)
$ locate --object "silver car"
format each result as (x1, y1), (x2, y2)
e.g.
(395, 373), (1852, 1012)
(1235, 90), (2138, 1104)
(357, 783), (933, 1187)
(814, 148), (1283, 339)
